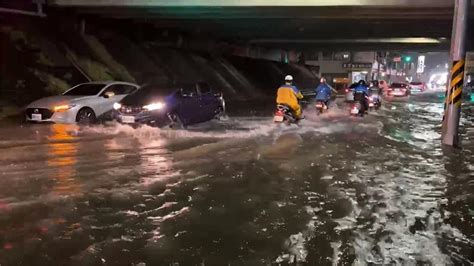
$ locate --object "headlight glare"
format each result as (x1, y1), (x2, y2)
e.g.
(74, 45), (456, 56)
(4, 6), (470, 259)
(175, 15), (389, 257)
(113, 102), (122, 110)
(143, 102), (165, 111)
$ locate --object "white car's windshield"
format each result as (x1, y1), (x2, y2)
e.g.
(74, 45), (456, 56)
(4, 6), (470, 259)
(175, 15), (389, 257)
(63, 84), (106, 96)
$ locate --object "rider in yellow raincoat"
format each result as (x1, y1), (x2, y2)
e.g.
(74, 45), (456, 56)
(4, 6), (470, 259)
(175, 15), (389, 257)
(276, 75), (304, 119)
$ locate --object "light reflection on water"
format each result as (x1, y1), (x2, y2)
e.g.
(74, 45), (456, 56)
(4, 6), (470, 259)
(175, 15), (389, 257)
(46, 124), (81, 196)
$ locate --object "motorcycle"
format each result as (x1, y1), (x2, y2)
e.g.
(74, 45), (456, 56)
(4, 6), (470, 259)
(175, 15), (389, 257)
(315, 100), (327, 115)
(351, 92), (369, 117)
(273, 104), (297, 124)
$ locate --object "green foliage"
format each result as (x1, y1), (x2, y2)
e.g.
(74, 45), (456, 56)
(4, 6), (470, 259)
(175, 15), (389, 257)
(36, 52), (55, 66)
(33, 70), (70, 95)
(9, 30), (27, 43)
(83, 35), (136, 83)
(66, 49), (114, 81)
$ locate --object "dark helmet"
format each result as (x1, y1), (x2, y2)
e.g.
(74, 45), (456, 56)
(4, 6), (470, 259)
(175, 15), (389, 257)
(358, 80), (367, 86)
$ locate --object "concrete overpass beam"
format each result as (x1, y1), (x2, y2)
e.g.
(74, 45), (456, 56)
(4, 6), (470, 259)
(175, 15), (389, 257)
(49, 0), (457, 7)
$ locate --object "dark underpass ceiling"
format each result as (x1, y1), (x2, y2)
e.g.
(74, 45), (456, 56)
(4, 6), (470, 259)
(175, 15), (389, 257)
(18, 3), (474, 50)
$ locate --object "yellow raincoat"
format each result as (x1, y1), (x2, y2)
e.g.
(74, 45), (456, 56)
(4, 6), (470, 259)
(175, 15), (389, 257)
(276, 85), (304, 118)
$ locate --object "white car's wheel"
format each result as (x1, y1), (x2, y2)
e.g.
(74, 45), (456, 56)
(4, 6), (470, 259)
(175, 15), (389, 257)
(76, 107), (96, 124)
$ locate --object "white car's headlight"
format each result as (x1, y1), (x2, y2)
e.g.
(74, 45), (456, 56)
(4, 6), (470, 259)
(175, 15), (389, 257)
(113, 102), (122, 110)
(143, 102), (165, 111)
(54, 104), (76, 112)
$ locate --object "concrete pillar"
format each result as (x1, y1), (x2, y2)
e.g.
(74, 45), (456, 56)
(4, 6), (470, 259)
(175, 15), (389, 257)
(442, 0), (470, 147)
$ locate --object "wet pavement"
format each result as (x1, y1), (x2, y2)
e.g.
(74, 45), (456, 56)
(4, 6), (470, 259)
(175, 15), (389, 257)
(0, 92), (473, 265)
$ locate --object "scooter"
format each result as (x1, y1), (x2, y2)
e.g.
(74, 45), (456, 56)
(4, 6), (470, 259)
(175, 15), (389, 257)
(350, 99), (368, 117)
(273, 104), (297, 124)
(369, 95), (382, 110)
(315, 100), (327, 115)
(350, 102), (362, 116)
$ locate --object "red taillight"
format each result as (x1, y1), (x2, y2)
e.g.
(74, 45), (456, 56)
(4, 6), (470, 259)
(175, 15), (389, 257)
(275, 110), (283, 115)
(345, 89), (349, 93)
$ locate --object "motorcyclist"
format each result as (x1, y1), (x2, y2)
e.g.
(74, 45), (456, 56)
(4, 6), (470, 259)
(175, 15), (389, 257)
(315, 77), (337, 108)
(368, 83), (382, 107)
(353, 80), (369, 113)
(276, 75), (304, 119)
(369, 80), (382, 95)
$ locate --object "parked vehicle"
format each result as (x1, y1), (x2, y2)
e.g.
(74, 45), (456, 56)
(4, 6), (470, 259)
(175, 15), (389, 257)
(409, 81), (427, 93)
(333, 77), (351, 96)
(273, 104), (297, 124)
(388, 83), (410, 97)
(345, 87), (355, 102)
(25, 81), (139, 124)
(114, 82), (225, 128)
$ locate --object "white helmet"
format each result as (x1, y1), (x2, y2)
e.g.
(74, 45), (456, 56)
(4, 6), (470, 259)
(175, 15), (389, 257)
(285, 75), (294, 82)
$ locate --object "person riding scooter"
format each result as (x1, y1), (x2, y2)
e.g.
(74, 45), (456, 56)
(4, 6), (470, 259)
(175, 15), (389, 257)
(353, 80), (369, 114)
(315, 77), (337, 108)
(369, 84), (382, 108)
(276, 75), (304, 120)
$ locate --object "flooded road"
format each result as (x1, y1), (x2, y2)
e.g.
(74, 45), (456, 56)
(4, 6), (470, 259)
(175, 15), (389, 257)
(0, 93), (472, 265)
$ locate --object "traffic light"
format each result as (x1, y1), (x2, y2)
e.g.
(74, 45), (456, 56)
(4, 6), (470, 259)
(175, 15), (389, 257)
(404, 56), (412, 62)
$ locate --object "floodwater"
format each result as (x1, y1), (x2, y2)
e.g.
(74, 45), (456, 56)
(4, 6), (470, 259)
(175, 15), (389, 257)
(0, 93), (472, 265)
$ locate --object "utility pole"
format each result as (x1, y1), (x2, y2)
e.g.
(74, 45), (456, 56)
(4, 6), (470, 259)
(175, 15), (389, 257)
(442, 0), (470, 147)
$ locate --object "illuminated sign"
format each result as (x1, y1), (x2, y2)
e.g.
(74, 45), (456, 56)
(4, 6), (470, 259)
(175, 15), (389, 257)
(342, 63), (373, 69)
(417, 55), (425, 73)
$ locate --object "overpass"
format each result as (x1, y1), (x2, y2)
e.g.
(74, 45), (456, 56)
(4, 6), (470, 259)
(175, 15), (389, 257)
(46, 0), (464, 7)
(0, 0), (471, 50)
(42, 0), (474, 51)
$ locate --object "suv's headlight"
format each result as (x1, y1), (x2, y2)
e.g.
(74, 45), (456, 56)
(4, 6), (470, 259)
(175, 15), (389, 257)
(143, 102), (165, 111)
(113, 102), (122, 110)
(54, 104), (76, 112)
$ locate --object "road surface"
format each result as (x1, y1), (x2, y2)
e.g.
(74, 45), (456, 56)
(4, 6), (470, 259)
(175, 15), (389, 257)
(0, 92), (472, 265)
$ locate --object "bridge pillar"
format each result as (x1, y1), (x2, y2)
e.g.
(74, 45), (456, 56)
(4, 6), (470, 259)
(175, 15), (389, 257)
(442, 0), (470, 147)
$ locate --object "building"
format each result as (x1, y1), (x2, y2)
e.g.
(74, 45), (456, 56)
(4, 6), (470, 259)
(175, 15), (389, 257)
(305, 51), (382, 84)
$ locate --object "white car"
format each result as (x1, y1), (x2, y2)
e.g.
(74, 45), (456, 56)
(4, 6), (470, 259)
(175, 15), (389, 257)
(25, 81), (139, 124)
(388, 83), (410, 97)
